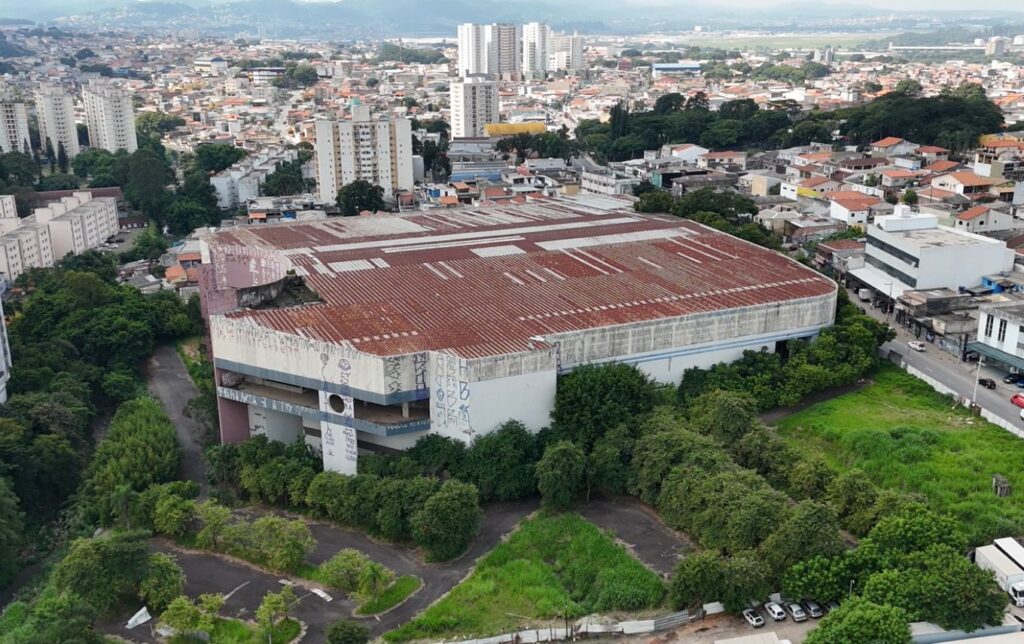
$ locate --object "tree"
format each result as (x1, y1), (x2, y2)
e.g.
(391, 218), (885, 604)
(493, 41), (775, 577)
(894, 79), (922, 96)
(719, 98), (759, 120)
(787, 457), (835, 500)
(460, 420), (538, 501)
(762, 500), (843, 576)
(653, 93), (685, 114)
(160, 596), (201, 633)
(195, 500), (232, 549)
(536, 441), (587, 510)
(256, 586), (295, 630)
(359, 561), (392, 601)
(550, 363), (658, 449)
(261, 159), (306, 196)
(804, 598), (911, 644)
(196, 593), (225, 633)
(826, 469), (878, 530)
(54, 141), (69, 173)
(411, 479), (480, 561)
(139, 552), (185, 612)
(867, 508), (965, 563)
(319, 549), (371, 592)
(153, 494), (195, 538)
(336, 179), (386, 216)
(669, 550), (726, 609)
(687, 390), (759, 444)
(635, 190), (676, 214)
(0, 478), (24, 587)
(53, 532), (151, 613)
(124, 149), (172, 219)
(165, 199), (212, 235)
(37, 173), (79, 191)
(587, 423), (634, 497)
(901, 189), (918, 205)
(328, 619), (371, 644)
(195, 143), (247, 173)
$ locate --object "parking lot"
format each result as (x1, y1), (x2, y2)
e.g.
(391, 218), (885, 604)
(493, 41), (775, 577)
(637, 611), (817, 644)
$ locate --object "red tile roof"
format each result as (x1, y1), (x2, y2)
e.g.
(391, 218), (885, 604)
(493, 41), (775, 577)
(208, 197), (834, 359)
(872, 136), (906, 148)
(957, 205), (990, 221)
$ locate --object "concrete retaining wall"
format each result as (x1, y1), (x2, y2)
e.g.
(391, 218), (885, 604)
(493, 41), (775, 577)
(902, 363), (1024, 440)
(454, 611), (691, 644)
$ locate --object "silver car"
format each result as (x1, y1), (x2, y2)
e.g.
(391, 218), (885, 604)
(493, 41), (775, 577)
(787, 602), (808, 622)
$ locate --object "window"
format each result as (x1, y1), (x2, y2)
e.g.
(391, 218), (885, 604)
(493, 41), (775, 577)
(985, 314), (994, 337)
(999, 319), (1008, 342)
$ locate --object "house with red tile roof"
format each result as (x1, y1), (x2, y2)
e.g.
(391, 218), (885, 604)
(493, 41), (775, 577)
(951, 204), (1017, 234)
(871, 137), (917, 156)
(829, 191), (884, 226)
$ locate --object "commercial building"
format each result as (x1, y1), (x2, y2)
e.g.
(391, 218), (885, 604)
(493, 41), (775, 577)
(0, 93), (30, 154)
(848, 205), (1015, 300)
(199, 194), (836, 473)
(35, 85), (81, 161)
(314, 104), (414, 203)
(970, 303), (1024, 373)
(450, 76), (500, 139)
(83, 81), (138, 153)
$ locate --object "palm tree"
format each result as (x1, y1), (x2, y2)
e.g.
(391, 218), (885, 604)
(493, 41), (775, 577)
(358, 563), (390, 601)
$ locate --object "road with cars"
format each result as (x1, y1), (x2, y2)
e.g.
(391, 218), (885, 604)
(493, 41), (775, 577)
(855, 290), (1024, 430)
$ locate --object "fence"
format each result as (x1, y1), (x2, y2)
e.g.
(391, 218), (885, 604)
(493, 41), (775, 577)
(452, 610), (692, 644)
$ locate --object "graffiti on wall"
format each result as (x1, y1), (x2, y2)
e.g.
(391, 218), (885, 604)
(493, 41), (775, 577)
(432, 352), (471, 437)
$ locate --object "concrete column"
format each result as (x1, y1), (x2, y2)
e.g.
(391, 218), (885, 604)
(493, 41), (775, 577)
(402, 402), (410, 418)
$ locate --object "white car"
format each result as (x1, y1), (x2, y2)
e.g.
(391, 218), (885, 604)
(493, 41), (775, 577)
(742, 608), (765, 628)
(787, 602), (808, 622)
(763, 601), (786, 621)
(908, 340), (926, 352)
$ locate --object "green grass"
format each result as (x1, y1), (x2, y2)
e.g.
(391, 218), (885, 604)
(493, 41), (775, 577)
(170, 617), (300, 644)
(776, 365), (1024, 544)
(357, 575), (421, 615)
(0, 601), (29, 634)
(384, 513), (665, 642)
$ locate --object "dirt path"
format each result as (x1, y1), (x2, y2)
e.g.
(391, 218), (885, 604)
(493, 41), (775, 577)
(578, 498), (693, 576)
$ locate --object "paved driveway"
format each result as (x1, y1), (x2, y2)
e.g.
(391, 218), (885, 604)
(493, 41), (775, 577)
(578, 498), (693, 576)
(145, 344), (208, 494)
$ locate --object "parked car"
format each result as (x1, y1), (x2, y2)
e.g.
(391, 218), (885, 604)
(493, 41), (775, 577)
(825, 600), (840, 613)
(1020, 408), (1024, 422)
(1016, 380), (1024, 389)
(1012, 394), (1024, 409)
(802, 600), (823, 618)
(742, 608), (765, 628)
(786, 603), (808, 622)
(908, 340), (926, 352)
(1005, 373), (1022, 384)
(763, 601), (786, 621)
(979, 378), (997, 389)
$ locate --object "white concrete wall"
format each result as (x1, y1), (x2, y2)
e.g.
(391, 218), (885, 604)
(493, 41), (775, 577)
(248, 405), (303, 444)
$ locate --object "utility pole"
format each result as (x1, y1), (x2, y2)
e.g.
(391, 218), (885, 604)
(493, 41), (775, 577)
(972, 355), (985, 406)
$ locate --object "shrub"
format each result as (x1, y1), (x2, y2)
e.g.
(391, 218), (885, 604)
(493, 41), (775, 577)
(411, 480), (480, 561)
(318, 549), (372, 593)
(328, 619), (371, 644)
(536, 441), (586, 510)
(460, 421), (538, 502)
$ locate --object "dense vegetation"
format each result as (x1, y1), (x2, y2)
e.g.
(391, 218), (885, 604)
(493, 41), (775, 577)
(634, 186), (777, 249)
(376, 42), (447, 65)
(385, 513), (665, 641)
(575, 87), (1003, 162)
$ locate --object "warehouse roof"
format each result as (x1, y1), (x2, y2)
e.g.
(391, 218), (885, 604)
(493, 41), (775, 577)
(209, 195), (835, 359)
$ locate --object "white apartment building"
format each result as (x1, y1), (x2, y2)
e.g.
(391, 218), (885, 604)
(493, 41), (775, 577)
(209, 147), (298, 210)
(83, 81), (137, 153)
(450, 76), (500, 139)
(971, 304), (1024, 373)
(0, 94), (30, 154)
(849, 205), (1015, 300)
(314, 104), (414, 203)
(34, 195), (118, 260)
(0, 193), (117, 283)
(549, 31), (584, 73)
(522, 22), (550, 80)
(194, 57), (229, 75)
(35, 85), (81, 160)
(457, 23), (522, 79)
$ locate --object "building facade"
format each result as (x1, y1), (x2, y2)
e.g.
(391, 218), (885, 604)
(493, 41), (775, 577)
(450, 76), (500, 139)
(83, 81), (138, 153)
(199, 195), (837, 473)
(849, 205), (1015, 300)
(0, 94), (30, 155)
(314, 104), (414, 203)
(210, 147), (297, 210)
(35, 85), (81, 161)
(522, 22), (550, 80)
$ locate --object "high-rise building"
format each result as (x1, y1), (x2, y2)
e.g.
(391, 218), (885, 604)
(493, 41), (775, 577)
(522, 22), (550, 80)
(457, 23), (488, 77)
(0, 93), (30, 155)
(35, 85), (81, 161)
(457, 23), (522, 79)
(315, 103), (414, 203)
(83, 81), (137, 153)
(487, 24), (522, 80)
(450, 76), (500, 139)
(549, 31), (585, 73)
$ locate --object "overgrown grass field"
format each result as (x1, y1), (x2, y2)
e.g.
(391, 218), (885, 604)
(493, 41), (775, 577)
(776, 366), (1024, 544)
(384, 513), (665, 642)
(357, 575), (421, 615)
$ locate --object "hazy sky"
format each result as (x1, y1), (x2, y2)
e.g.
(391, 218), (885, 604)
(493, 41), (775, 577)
(624, 0), (1021, 11)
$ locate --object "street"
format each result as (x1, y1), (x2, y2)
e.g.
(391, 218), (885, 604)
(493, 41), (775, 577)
(854, 288), (1024, 432)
